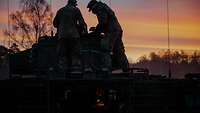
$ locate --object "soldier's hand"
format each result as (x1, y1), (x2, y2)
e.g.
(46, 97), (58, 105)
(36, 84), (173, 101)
(89, 27), (96, 32)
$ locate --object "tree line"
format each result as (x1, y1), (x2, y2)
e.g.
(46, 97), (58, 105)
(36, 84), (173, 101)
(137, 50), (200, 65)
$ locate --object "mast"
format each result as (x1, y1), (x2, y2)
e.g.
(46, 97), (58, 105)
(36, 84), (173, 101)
(109, 0), (111, 7)
(167, 0), (171, 78)
(50, 0), (53, 37)
(7, 0), (11, 48)
(7, 0), (12, 79)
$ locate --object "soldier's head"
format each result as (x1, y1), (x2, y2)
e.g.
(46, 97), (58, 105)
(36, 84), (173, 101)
(68, 0), (77, 6)
(87, 0), (98, 12)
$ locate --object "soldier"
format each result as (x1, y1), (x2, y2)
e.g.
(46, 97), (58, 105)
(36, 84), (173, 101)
(87, 0), (129, 72)
(53, 0), (87, 73)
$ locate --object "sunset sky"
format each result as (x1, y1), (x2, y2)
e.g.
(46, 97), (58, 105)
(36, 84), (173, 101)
(0, 0), (200, 62)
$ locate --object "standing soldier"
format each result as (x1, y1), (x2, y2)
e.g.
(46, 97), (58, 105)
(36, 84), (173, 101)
(53, 0), (87, 73)
(87, 0), (129, 72)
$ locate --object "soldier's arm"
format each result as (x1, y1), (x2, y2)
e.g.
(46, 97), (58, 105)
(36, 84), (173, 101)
(53, 11), (60, 28)
(76, 9), (88, 34)
(95, 10), (108, 33)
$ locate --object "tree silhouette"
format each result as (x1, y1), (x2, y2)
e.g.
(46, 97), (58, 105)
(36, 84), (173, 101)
(179, 50), (189, 64)
(136, 50), (200, 78)
(4, 0), (53, 49)
(190, 51), (200, 64)
(137, 50), (200, 65)
(138, 55), (148, 63)
(149, 52), (161, 62)
(171, 51), (181, 64)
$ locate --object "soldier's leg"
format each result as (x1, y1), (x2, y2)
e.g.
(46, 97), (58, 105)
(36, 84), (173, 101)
(70, 38), (81, 72)
(65, 39), (71, 73)
(101, 51), (112, 73)
(80, 37), (93, 73)
(101, 35), (112, 72)
(113, 32), (129, 72)
(57, 39), (68, 71)
(57, 39), (66, 58)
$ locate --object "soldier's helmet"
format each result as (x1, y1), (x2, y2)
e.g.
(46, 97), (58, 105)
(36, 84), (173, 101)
(87, 0), (98, 12)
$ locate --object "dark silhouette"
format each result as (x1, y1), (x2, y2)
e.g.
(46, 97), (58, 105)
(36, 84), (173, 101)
(0, 45), (9, 69)
(87, 0), (129, 72)
(0, 45), (9, 58)
(81, 31), (112, 74)
(0, 45), (9, 79)
(53, 0), (87, 73)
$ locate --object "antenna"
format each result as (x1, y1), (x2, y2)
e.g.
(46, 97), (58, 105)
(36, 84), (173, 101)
(47, 1), (52, 113)
(50, 0), (53, 37)
(109, 0), (111, 7)
(7, 0), (12, 79)
(167, 0), (171, 79)
(7, 0), (11, 48)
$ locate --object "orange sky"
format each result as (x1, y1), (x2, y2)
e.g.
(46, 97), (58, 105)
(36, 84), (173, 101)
(0, 0), (200, 62)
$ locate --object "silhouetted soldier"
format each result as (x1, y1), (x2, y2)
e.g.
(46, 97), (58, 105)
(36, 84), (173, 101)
(87, 0), (129, 72)
(53, 0), (87, 73)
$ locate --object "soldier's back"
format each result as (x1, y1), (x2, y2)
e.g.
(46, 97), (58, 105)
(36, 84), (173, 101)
(97, 2), (122, 32)
(57, 5), (80, 38)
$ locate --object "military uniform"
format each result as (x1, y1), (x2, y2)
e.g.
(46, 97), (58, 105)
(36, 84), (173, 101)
(87, 0), (129, 72)
(53, 0), (87, 72)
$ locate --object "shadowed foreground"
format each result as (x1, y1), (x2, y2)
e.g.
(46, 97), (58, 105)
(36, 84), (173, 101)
(1, 77), (200, 113)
